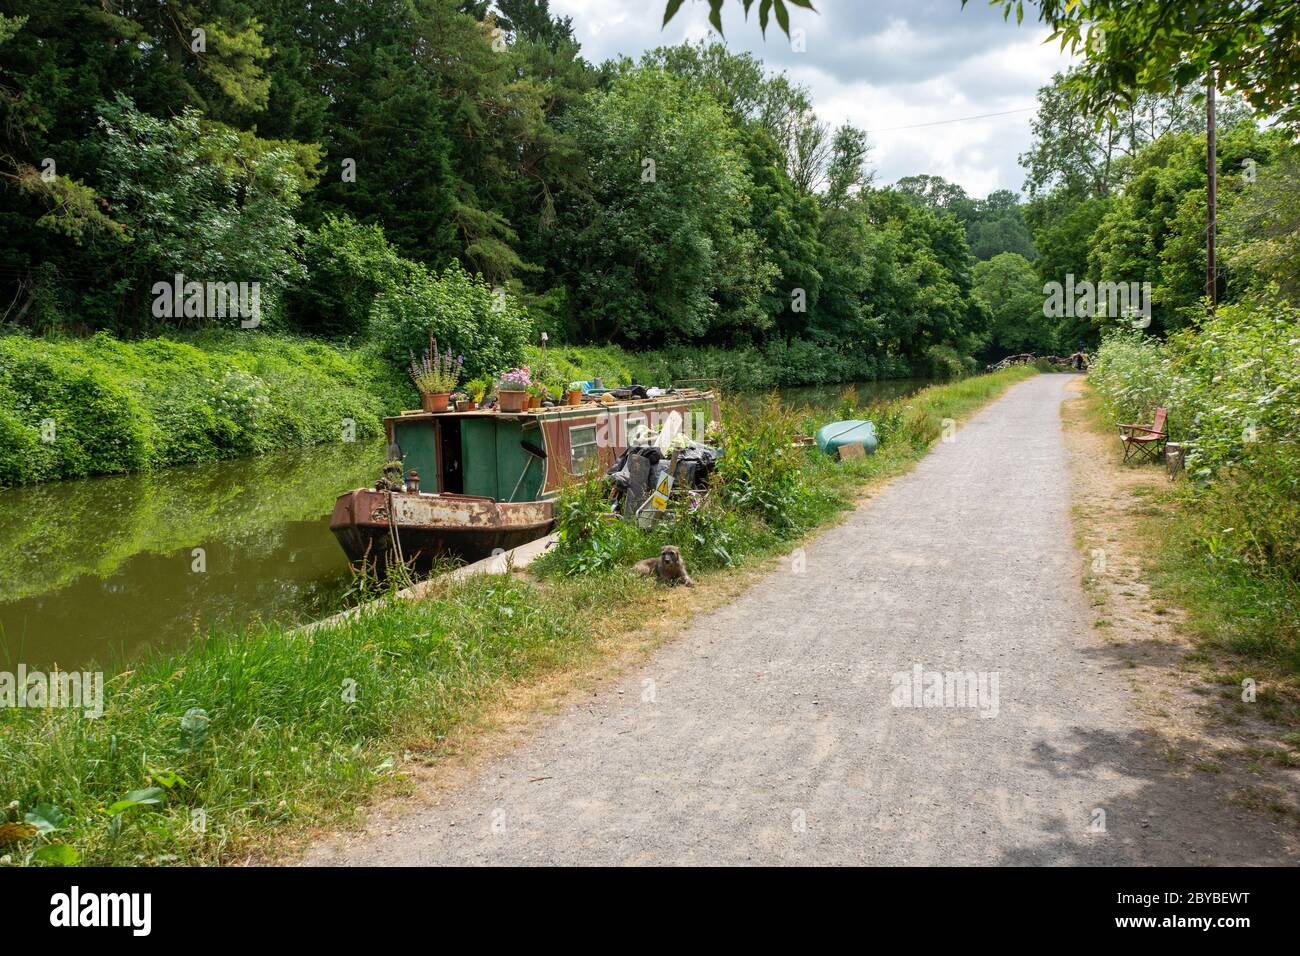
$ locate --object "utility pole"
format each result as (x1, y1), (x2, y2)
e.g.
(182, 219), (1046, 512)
(1206, 70), (1217, 311)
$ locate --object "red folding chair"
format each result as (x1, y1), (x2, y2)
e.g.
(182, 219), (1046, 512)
(1118, 407), (1168, 464)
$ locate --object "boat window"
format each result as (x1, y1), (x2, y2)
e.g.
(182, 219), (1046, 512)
(626, 414), (649, 447)
(569, 424), (599, 474)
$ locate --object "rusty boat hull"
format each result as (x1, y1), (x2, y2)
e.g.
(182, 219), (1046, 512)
(330, 488), (554, 572)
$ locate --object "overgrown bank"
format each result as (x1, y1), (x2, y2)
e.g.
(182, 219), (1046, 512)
(0, 367), (1034, 866)
(1088, 295), (1300, 679)
(0, 332), (404, 487)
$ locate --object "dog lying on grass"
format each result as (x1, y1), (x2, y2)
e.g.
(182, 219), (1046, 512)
(633, 545), (695, 587)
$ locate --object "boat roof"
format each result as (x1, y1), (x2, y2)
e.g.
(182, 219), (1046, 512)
(386, 388), (716, 426)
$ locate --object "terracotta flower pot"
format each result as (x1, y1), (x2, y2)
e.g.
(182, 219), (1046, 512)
(422, 392), (451, 413)
(455, 400), (477, 412)
(566, 390), (583, 406)
(527, 395), (541, 409)
(498, 389), (527, 413)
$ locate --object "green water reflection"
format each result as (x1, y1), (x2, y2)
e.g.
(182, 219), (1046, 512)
(0, 441), (385, 669)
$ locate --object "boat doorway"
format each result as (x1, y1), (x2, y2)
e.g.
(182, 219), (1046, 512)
(438, 418), (464, 494)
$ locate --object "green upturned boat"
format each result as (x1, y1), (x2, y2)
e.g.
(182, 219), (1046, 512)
(815, 419), (878, 456)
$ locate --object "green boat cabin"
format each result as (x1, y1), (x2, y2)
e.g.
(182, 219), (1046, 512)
(384, 394), (719, 505)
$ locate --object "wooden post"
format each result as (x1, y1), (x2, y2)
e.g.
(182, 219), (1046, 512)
(1206, 71), (1217, 311)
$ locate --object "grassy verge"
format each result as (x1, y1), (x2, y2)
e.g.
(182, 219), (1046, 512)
(0, 367), (1035, 866)
(1072, 383), (1300, 725)
(1154, 478), (1300, 682)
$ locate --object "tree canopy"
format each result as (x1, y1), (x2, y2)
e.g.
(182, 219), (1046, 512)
(9, 0), (1290, 373)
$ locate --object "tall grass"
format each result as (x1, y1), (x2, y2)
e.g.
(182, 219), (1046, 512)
(0, 573), (646, 866)
(0, 367), (1035, 867)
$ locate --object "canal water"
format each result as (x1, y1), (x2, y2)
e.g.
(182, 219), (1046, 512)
(0, 380), (932, 669)
(0, 441), (385, 669)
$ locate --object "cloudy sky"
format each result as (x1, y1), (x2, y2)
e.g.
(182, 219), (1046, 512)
(550, 0), (1080, 198)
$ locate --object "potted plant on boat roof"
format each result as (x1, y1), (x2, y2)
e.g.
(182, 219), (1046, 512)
(409, 338), (464, 413)
(526, 380), (544, 409)
(464, 376), (489, 410)
(566, 380), (585, 405)
(494, 366), (531, 413)
(462, 377), (488, 411)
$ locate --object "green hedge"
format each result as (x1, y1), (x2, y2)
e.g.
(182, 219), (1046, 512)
(0, 332), (409, 487)
(1090, 295), (1300, 476)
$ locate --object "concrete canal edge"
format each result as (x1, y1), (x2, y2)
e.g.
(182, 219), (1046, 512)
(294, 533), (560, 637)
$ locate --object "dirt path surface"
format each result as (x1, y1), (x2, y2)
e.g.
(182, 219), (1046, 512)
(305, 374), (1296, 866)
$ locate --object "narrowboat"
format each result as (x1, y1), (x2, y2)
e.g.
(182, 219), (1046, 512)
(330, 389), (721, 572)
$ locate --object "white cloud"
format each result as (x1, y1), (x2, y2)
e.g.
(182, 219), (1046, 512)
(550, 0), (1079, 197)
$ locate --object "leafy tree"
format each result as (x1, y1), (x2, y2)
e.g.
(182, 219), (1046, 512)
(493, 0), (575, 50)
(1020, 69), (1253, 200)
(636, 42), (826, 339)
(894, 175), (977, 222)
(552, 68), (774, 344)
(254, 0), (575, 281)
(739, 128), (825, 337)
(972, 252), (1054, 353)
(963, 190), (1035, 261)
(823, 126), (871, 210)
(968, 215), (1036, 261)
(894, 175), (1035, 262)
(1223, 146), (1300, 300)
(0, 13), (24, 44)
(64, 97), (312, 331)
(1029, 194), (1111, 348)
(1088, 134), (1203, 333)
(368, 260), (533, 380)
(643, 41), (820, 194)
(292, 215), (417, 339)
(0, 1), (282, 328)
(1088, 122), (1283, 333)
(822, 188), (983, 364)
(786, 113), (833, 196)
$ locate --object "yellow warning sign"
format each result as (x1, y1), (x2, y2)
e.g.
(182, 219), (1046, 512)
(649, 473), (674, 511)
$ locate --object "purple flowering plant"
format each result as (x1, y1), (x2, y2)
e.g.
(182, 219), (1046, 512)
(409, 337), (464, 395)
(495, 366), (532, 392)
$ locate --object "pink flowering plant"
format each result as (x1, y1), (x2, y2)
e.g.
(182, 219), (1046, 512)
(409, 338), (465, 395)
(494, 366), (532, 392)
